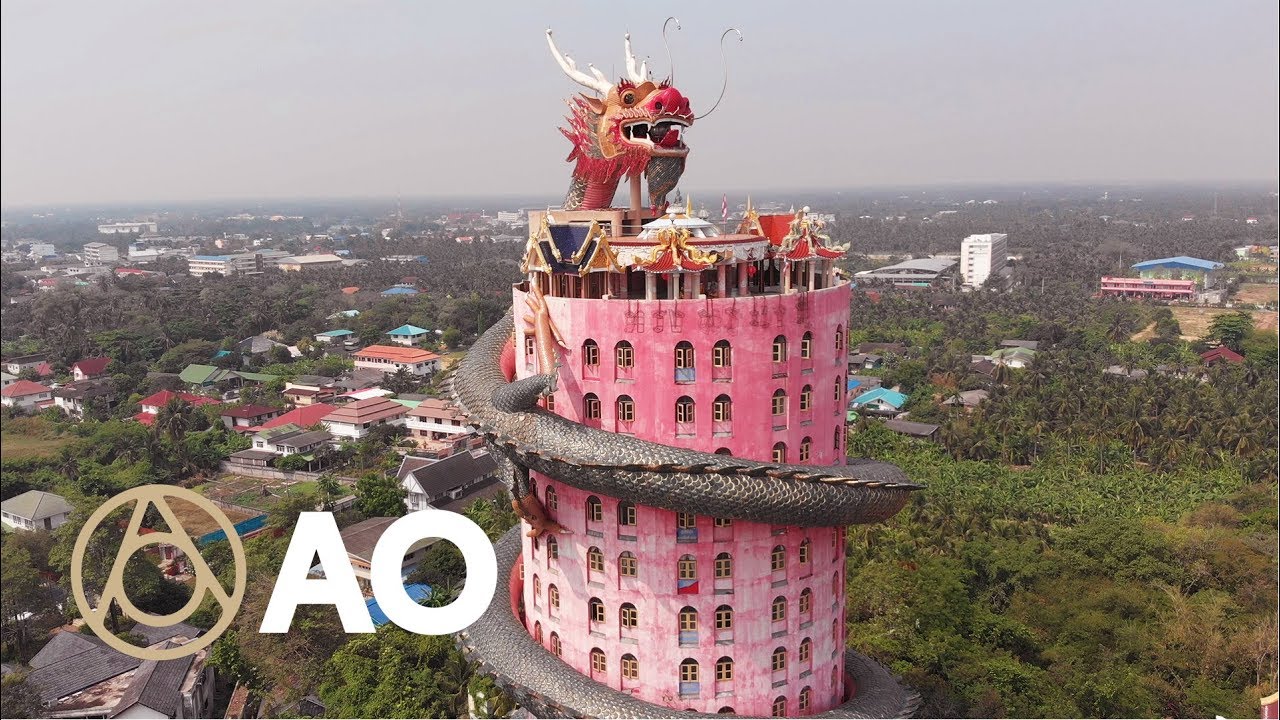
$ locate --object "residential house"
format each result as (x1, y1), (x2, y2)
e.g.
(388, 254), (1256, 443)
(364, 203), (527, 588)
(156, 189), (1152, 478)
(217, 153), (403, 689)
(1, 490), (73, 531)
(353, 345), (441, 376)
(882, 419), (940, 441)
(249, 424), (335, 456)
(133, 390), (220, 425)
(53, 379), (118, 418)
(332, 368), (387, 392)
(3, 352), (48, 376)
(72, 357), (112, 381)
(1, 371), (15, 388)
(386, 324), (430, 346)
(999, 339), (1040, 351)
(1200, 346), (1244, 366)
(404, 398), (475, 451)
(846, 375), (883, 398)
(283, 375), (338, 406)
(321, 397), (408, 439)
(942, 389), (990, 410)
(989, 346), (1036, 368)
(236, 335), (300, 359)
(220, 404), (282, 432)
(848, 353), (884, 371)
(27, 623), (214, 718)
(396, 449), (500, 513)
(2, 380), (54, 411)
(330, 517), (434, 592)
(313, 329), (354, 344)
(850, 387), (909, 417)
(178, 364), (240, 389)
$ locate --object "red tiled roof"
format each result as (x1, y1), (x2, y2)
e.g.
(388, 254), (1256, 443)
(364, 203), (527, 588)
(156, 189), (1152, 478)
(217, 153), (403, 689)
(2, 380), (53, 398)
(133, 411), (157, 425)
(34, 362), (53, 377)
(1200, 346), (1244, 364)
(353, 345), (440, 363)
(260, 403), (337, 429)
(72, 357), (112, 376)
(138, 390), (221, 408)
(220, 404), (279, 419)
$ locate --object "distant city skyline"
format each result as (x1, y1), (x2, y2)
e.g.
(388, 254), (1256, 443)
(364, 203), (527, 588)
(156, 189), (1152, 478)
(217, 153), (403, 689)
(2, 0), (1277, 207)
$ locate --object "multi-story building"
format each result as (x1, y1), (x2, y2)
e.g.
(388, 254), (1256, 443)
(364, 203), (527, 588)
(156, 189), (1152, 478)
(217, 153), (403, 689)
(28, 242), (56, 259)
(1099, 276), (1196, 300)
(959, 232), (1008, 287)
(82, 242), (120, 266)
(321, 396), (409, 439)
(277, 253), (343, 271)
(97, 221), (158, 234)
(352, 345), (441, 376)
(187, 253), (264, 277)
(1130, 256), (1224, 289)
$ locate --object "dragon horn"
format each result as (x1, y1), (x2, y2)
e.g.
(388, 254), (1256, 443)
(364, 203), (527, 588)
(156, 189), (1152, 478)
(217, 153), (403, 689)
(546, 28), (612, 95)
(623, 33), (645, 84)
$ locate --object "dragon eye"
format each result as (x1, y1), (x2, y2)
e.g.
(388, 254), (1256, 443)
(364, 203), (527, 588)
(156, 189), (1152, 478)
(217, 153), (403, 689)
(622, 91), (636, 105)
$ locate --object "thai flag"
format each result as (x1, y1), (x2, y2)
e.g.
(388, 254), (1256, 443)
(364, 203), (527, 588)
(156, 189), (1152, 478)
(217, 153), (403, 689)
(678, 578), (699, 594)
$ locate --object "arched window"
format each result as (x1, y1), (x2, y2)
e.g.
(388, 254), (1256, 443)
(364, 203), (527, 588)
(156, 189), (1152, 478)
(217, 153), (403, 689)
(548, 584), (560, 616)
(772, 442), (787, 463)
(714, 552), (733, 579)
(771, 545), (786, 574)
(772, 647), (787, 673)
(677, 512), (698, 542)
(833, 425), (842, 451)
(772, 695), (787, 717)
(586, 496), (603, 524)
(771, 389), (787, 421)
(718, 707), (735, 715)
(771, 595), (787, 624)
(832, 618), (840, 646)
(833, 376), (842, 404)
(544, 485), (558, 511)
(524, 335), (536, 366)
(547, 536), (559, 562)
(675, 395), (695, 425)
(799, 637), (812, 668)
(679, 658), (701, 696)
(835, 325), (844, 353)
(772, 335), (788, 364)
(715, 656), (734, 686)
(800, 331), (813, 360)
(582, 339), (600, 375)
(677, 554), (697, 593)
(620, 602), (638, 630)
(713, 339), (732, 380)
(584, 393), (601, 422)
(714, 447), (732, 455)
(615, 340), (634, 376)
(679, 606), (699, 645)
(618, 501), (637, 528)
(543, 393), (555, 412)
(534, 620), (542, 644)
(675, 341), (696, 383)
(713, 394), (732, 433)
(532, 574), (541, 607)
(799, 437), (812, 462)
(618, 551), (638, 578)
(799, 385), (812, 412)
(590, 647), (606, 678)
(714, 605), (733, 641)
(587, 546), (604, 580)
(550, 632), (561, 657)
(799, 539), (812, 568)
(621, 653), (639, 681)
(616, 395), (635, 427)
(588, 597), (605, 625)
(800, 588), (813, 618)
(799, 686), (812, 713)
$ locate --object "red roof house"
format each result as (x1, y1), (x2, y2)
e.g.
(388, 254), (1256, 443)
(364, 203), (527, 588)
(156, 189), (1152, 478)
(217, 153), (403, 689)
(1200, 346), (1245, 365)
(258, 403), (338, 431)
(134, 390), (220, 425)
(72, 357), (112, 381)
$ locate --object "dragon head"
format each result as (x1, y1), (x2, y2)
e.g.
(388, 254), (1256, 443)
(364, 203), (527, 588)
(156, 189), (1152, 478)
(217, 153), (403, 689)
(547, 30), (693, 209)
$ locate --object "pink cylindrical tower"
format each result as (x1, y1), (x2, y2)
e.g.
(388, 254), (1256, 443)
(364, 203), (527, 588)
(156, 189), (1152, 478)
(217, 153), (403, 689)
(514, 207), (856, 717)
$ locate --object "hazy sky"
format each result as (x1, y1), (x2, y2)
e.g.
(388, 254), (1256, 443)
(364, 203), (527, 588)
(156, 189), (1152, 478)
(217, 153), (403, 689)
(2, 0), (1276, 206)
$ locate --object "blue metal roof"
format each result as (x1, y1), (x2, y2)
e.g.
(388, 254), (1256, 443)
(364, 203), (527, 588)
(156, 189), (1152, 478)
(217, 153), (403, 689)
(1131, 256), (1223, 271)
(365, 582), (433, 626)
(388, 324), (428, 336)
(192, 255), (231, 261)
(381, 287), (419, 295)
(851, 387), (908, 409)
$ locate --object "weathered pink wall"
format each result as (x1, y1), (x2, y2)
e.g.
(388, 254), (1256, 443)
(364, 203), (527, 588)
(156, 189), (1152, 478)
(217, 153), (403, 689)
(515, 282), (853, 716)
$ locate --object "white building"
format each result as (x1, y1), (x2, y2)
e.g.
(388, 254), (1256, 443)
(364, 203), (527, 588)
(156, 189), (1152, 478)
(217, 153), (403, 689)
(352, 345), (441, 376)
(1, 490), (73, 531)
(187, 253), (263, 277)
(97, 221), (158, 234)
(28, 242), (56, 259)
(1, 380), (53, 410)
(960, 233), (1008, 287)
(83, 242), (120, 266)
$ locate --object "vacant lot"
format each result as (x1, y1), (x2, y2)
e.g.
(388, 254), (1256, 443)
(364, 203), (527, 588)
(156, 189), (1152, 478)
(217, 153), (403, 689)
(1170, 306), (1279, 340)
(166, 495), (255, 537)
(1233, 283), (1279, 306)
(194, 474), (318, 512)
(0, 418), (71, 460)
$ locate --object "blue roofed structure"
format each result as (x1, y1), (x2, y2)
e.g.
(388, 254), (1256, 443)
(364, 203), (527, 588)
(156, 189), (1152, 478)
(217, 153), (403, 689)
(365, 583), (433, 626)
(850, 387), (909, 416)
(1131, 256), (1225, 288)
(381, 286), (419, 296)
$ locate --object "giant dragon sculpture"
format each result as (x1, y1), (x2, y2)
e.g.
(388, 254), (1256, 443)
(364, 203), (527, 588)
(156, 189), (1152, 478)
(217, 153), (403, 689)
(547, 29), (692, 212)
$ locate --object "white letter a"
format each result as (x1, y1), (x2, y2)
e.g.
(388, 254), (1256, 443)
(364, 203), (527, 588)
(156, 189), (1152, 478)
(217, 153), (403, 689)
(259, 512), (375, 633)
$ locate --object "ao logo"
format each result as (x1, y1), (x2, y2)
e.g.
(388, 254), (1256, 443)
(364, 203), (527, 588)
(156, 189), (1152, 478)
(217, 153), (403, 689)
(71, 486), (498, 661)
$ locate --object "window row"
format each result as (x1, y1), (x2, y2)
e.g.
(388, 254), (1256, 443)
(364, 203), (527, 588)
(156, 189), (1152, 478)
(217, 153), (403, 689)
(564, 329), (847, 382)
(577, 380), (845, 430)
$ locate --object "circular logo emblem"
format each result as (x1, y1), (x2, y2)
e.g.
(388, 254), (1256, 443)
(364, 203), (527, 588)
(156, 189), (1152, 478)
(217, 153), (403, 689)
(70, 486), (247, 661)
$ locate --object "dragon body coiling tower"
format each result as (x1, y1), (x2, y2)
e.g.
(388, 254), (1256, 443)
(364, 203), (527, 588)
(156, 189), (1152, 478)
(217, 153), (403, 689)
(452, 28), (921, 719)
